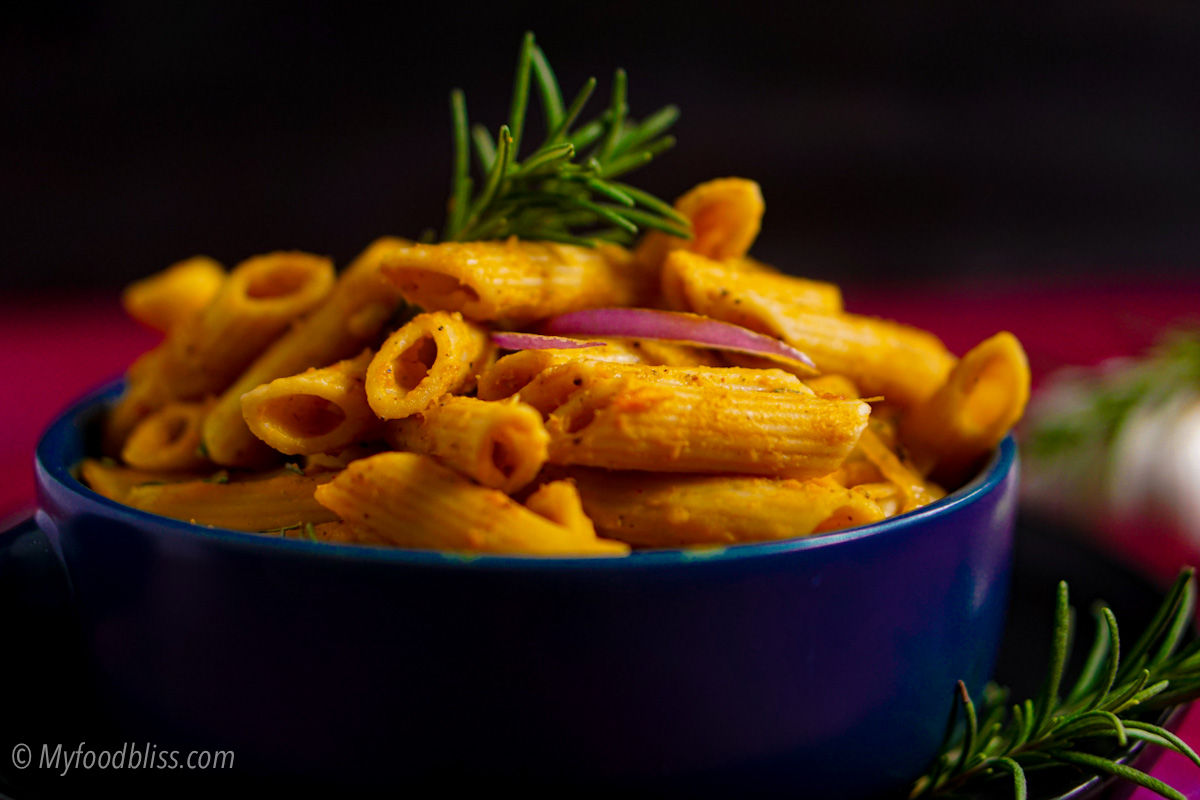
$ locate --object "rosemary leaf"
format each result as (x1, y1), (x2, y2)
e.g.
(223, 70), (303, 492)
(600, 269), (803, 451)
(471, 124), (497, 174)
(446, 89), (471, 240)
(993, 757), (1027, 800)
(1032, 582), (1072, 737)
(612, 104), (681, 158)
(507, 32), (535, 158)
(441, 34), (684, 245)
(530, 43), (564, 131)
(1050, 751), (1185, 800)
(914, 568), (1200, 799)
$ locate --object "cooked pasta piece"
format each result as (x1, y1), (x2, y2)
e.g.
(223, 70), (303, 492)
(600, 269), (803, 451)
(303, 442), (389, 473)
(477, 342), (643, 401)
(716, 307), (956, 409)
(121, 400), (213, 471)
(384, 395), (549, 493)
(662, 251), (843, 333)
(611, 338), (725, 368)
(634, 177), (764, 269)
(106, 250), (336, 454)
(522, 479), (597, 537)
(380, 238), (654, 324)
(568, 469), (885, 546)
(241, 350), (381, 456)
(314, 452), (629, 556)
(540, 368), (869, 478)
(203, 237), (407, 467)
(856, 427), (945, 513)
(365, 311), (492, 419)
(124, 471), (339, 531)
(900, 331), (1031, 485)
(848, 482), (903, 518)
(78, 458), (208, 504)
(121, 255), (226, 334)
(517, 359), (811, 417)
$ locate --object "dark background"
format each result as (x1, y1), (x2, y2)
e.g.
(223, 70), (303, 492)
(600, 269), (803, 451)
(4, 1), (1200, 293)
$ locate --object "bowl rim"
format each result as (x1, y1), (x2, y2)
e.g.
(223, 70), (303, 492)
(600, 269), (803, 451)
(36, 377), (1018, 571)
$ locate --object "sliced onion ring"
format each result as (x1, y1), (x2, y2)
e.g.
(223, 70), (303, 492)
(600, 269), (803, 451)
(491, 332), (607, 351)
(540, 308), (816, 370)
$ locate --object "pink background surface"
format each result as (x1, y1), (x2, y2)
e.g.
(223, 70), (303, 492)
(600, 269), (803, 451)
(4, 279), (1200, 795)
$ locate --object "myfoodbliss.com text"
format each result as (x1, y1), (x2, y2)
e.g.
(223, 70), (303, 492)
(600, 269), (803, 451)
(10, 742), (234, 776)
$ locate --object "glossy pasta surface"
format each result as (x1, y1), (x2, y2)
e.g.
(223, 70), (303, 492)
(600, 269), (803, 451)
(85, 178), (1029, 556)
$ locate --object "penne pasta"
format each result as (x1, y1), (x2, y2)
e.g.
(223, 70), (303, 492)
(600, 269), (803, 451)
(365, 310), (493, 419)
(522, 479), (598, 538)
(477, 342), (643, 401)
(384, 395), (549, 493)
(106, 250), (336, 454)
(662, 250), (843, 332)
(517, 359), (812, 417)
(121, 255), (226, 334)
(202, 237), (408, 467)
(122, 399), (214, 471)
(634, 177), (765, 270)
(539, 368), (869, 478)
(313, 452), (629, 556)
(380, 238), (655, 324)
(124, 471), (339, 531)
(241, 350), (382, 457)
(900, 331), (1031, 485)
(855, 427), (945, 513)
(77, 458), (209, 504)
(734, 309), (956, 409)
(568, 468), (885, 546)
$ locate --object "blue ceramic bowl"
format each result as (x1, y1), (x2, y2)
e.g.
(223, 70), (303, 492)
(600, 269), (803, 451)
(35, 380), (1018, 796)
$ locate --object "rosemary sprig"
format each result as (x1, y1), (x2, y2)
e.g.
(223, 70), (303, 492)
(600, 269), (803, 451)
(911, 567), (1200, 799)
(441, 32), (690, 246)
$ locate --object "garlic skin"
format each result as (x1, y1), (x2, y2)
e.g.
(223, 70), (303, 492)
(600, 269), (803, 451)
(1022, 356), (1200, 544)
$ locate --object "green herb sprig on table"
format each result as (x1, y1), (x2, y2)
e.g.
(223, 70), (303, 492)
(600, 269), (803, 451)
(1026, 328), (1200, 462)
(441, 32), (690, 247)
(912, 568), (1200, 799)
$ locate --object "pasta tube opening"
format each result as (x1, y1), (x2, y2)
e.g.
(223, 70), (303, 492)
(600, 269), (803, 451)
(257, 395), (347, 439)
(365, 311), (492, 420)
(241, 350), (381, 456)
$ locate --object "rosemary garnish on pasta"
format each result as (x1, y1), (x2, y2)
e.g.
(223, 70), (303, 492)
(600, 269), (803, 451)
(441, 32), (690, 246)
(912, 568), (1200, 799)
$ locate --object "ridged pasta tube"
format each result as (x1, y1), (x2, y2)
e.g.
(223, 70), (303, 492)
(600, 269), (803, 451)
(634, 177), (765, 270)
(313, 452), (629, 556)
(746, 309), (955, 409)
(122, 400), (213, 471)
(518, 359), (811, 417)
(106, 250), (335, 454)
(121, 255), (226, 334)
(541, 369), (869, 478)
(124, 471), (339, 531)
(900, 331), (1031, 485)
(568, 469), (885, 546)
(380, 238), (654, 324)
(203, 237), (407, 467)
(77, 458), (206, 504)
(241, 350), (382, 456)
(476, 342), (643, 401)
(662, 250), (843, 331)
(384, 395), (549, 493)
(523, 479), (597, 537)
(365, 311), (492, 419)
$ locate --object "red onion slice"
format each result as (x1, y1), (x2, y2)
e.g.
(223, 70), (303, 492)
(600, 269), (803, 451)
(492, 332), (606, 351)
(541, 308), (816, 369)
